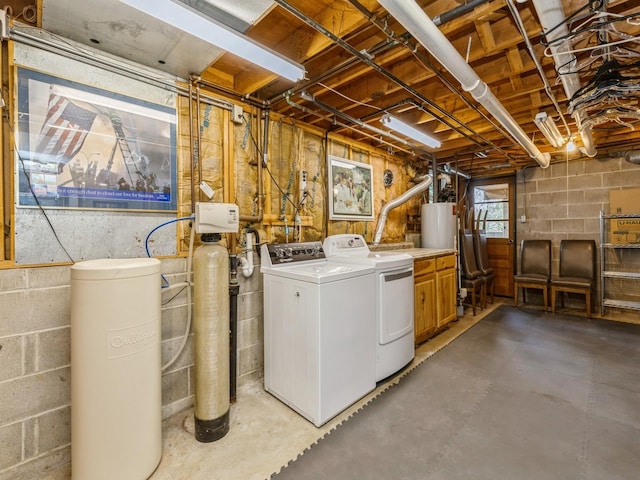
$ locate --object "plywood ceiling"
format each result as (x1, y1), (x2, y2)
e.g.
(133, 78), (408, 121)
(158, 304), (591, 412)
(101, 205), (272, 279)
(38, 0), (640, 177)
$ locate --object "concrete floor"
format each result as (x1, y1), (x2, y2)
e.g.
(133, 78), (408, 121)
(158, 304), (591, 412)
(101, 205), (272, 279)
(147, 299), (639, 480)
(270, 303), (640, 479)
(148, 303), (502, 480)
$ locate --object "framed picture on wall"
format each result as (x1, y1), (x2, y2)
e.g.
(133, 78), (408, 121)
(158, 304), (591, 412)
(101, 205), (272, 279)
(15, 67), (177, 212)
(328, 155), (374, 221)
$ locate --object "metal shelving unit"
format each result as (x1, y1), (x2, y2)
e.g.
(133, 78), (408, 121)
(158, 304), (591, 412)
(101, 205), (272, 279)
(599, 211), (640, 315)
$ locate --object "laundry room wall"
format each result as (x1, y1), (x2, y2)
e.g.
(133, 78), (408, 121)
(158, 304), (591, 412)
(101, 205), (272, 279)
(0, 32), (415, 480)
(515, 155), (640, 315)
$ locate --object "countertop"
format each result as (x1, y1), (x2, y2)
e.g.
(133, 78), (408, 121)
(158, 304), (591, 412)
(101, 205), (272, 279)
(369, 243), (456, 259)
(395, 248), (457, 259)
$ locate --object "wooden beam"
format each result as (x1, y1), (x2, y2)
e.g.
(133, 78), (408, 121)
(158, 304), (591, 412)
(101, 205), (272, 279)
(506, 47), (524, 91)
(475, 20), (496, 53)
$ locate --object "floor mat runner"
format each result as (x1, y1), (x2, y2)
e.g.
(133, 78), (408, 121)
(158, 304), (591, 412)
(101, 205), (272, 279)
(271, 305), (640, 480)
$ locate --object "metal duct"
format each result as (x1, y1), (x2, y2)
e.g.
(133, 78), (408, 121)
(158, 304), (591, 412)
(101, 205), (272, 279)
(373, 175), (433, 245)
(612, 150), (640, 164)
(433, 0), (491, 26)
(531, 0), (597, 157)
(378, 0), (550, 169)
(625, 151), (640, 164)
(444, 163), (471, 180)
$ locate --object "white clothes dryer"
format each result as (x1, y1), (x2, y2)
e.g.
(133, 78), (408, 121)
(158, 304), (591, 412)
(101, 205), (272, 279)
(323, 234), (415, 381)
(261, 241), (376, 427)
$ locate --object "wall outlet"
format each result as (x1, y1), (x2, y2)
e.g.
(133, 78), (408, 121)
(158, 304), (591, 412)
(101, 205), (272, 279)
(520, 214), (527, 223)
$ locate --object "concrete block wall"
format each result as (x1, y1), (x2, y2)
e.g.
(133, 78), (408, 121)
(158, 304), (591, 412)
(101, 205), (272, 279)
(0, 254), (263, 480)
(515, 155), (640, 311)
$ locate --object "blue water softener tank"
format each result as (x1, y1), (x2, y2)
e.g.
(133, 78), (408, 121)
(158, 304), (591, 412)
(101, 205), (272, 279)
(70, 258), (162, 480)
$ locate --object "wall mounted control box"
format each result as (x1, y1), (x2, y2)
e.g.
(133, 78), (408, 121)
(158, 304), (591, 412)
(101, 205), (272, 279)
(195, 202), (239, 234)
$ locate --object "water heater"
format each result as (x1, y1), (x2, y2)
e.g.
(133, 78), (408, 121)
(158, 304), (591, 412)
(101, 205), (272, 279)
(421, 202), (457, 249)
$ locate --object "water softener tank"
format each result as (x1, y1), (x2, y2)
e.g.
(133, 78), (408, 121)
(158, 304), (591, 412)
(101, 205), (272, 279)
(193, 233), (230, 442)
(70, 258), (162, 480)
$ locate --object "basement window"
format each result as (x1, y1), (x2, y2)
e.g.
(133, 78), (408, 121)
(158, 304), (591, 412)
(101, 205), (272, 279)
(473, 183), (509, 238)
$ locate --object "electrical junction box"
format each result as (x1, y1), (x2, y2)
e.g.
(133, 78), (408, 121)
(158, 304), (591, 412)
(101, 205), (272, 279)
(195, 202), (239, 234)
(299, 170), (307, 190)
(232, 104), (244, 124)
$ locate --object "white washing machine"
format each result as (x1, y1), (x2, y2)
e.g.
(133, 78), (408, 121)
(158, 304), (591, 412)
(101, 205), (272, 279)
(261, 241), (376, 427)
(323, 234), (415, 381)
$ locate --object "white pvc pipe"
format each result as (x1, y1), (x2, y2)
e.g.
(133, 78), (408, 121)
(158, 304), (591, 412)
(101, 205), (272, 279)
(531, 0), (597, 157)
(378, 0), (550, 169)
(240, 232), (255, 277)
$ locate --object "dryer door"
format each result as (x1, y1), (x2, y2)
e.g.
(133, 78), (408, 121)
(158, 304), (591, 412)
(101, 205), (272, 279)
(378, 266), (414, 344)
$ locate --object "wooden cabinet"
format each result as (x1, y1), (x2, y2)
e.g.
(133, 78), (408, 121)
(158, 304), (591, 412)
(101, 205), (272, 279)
(414, 258), (436, 345)
(414, 253), (457, 345)
(436, 254), (457, 328)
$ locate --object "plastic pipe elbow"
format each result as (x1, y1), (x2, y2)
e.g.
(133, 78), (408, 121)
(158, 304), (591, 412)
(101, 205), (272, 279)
(239, 255), (254, 277)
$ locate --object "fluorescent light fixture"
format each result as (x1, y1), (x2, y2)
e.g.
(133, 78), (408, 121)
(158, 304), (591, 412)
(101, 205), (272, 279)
(534, 112), (565, 148)
(119, 0), (306, 82)
(380, 114), (441, 149)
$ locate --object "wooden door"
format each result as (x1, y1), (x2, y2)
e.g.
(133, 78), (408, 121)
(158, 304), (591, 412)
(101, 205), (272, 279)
(470, 177), (515, 297)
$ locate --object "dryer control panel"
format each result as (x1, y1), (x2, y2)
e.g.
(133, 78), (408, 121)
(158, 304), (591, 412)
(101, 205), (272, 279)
(323, 234), (369, 256)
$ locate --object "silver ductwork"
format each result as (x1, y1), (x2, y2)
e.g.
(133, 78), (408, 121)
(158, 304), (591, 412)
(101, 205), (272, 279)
(624, 151), (640, 164)
(611, 150), (640, 164)
(373, 174), (433, 245)
(531, 0), (597, 157)
(378, 0), (550, 169)
(444, 163), (471, 180)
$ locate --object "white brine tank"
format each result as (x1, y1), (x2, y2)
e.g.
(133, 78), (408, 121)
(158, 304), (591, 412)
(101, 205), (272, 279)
(70, 258), (162, 480)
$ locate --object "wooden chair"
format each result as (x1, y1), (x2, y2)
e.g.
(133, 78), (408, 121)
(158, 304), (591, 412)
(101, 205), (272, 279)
(514, 240), (552, 311)
(458, 229), (485, 316)
(472, 209), (494, 306)
(551, 239), (597, 318)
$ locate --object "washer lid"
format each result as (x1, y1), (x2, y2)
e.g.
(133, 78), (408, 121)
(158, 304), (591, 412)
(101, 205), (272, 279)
(262, 261), (374, 284)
